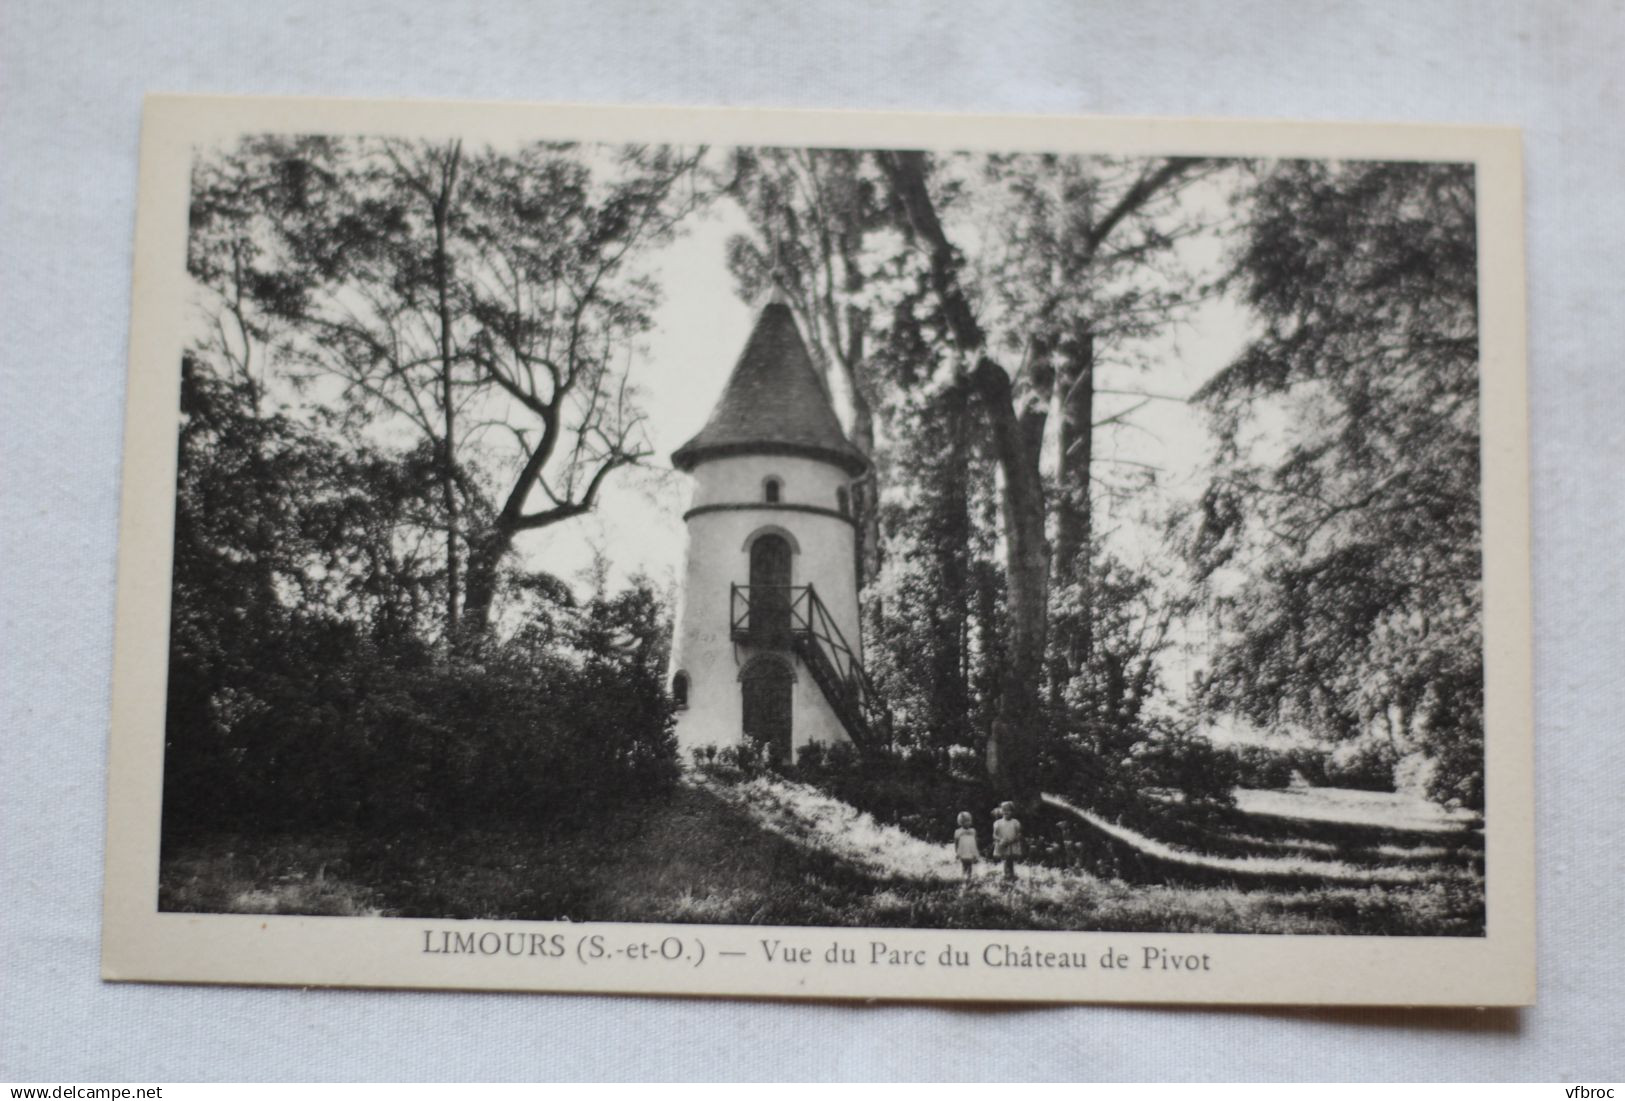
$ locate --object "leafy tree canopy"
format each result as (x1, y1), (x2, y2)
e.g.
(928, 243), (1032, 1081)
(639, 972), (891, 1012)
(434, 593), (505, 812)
(1191, 160), (1482, 807)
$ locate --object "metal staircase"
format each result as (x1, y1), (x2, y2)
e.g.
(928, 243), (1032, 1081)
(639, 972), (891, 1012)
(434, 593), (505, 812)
(729, 583), (890, 749)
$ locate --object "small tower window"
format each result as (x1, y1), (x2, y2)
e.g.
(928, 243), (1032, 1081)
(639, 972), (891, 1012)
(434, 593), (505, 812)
(672, 671), (690, 709)
(836, 486), (850, 516)
(763, 477), (782, 504)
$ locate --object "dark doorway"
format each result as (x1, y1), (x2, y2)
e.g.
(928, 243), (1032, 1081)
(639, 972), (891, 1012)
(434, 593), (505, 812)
(748, 533), (792, 641)
(741, 658), (793, 763)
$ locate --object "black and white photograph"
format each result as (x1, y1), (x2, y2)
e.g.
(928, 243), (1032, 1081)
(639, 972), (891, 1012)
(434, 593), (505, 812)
(100, 97), (1533, 1005)
(27, 0), (1625, 1082)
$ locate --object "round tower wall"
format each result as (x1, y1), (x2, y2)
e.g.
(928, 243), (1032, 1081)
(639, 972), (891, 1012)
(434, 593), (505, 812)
(685, 453), (854, 511)
(668, 453), (862, 758)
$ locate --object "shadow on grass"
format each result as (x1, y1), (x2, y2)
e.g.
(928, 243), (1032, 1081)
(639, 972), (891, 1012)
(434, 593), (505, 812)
(160, 779), (1485, 936)
(1046, 795), (1485, 932)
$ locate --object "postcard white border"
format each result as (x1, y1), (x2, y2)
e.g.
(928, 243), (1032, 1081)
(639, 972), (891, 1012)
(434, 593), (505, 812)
(102, 95), (1534, 1006)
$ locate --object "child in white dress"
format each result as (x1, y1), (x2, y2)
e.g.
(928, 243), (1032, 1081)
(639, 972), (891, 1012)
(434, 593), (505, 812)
(992, 801), (1023, 883)
(953, 811), (980, 882)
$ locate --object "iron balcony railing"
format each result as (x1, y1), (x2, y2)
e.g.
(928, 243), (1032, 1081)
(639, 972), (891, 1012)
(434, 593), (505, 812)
(729, 583), (887, 745)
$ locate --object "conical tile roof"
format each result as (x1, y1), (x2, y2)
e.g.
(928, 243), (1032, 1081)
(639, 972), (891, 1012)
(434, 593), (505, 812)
(671, 301), (868, 476)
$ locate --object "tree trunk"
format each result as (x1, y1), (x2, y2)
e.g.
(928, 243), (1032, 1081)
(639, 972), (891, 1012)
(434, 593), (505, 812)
(972, 358), (1050, 801)
(937, 383), (973, 746)
(1052, 326), (1095, 589)
(431, 157), (462, 640)
(878, 148), (1051, 801)
(459, 526), (514, 642)
(1050, 324), (1095, 700)
(457, 409), (623, 641)
(843, 306), (884, 588)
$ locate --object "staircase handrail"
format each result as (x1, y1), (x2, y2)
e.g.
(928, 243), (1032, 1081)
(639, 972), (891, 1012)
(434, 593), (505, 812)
(730, 583), (811, 639)
(729, 582), (890, 745)
(800, 584), (877, 707)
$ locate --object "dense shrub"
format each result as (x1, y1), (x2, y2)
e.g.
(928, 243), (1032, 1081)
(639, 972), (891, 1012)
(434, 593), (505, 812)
(1125, 725), (1239, 809)
(163, 623), (678, 839)
(1043, 718), (1237, 820)
(1284, 746), (1331, 787)
(1323, 737), (1399, 793)
(1040, 733), (1116, 812)
(713, 742), (769, 779)
(161, 363), (679, 840)
(698, 738), (859, 785)
(1225, 744), (1297, 789)
(825, 741), (860, 773)
(795, 740), (827, 772)
(1220, 737), (1405, 796)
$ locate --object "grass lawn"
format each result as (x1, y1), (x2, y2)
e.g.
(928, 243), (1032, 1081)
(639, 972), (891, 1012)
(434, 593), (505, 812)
(161, 773), (1484, 936)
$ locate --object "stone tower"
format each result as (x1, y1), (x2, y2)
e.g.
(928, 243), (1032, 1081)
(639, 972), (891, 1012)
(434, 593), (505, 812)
(667, 299), (879, 761)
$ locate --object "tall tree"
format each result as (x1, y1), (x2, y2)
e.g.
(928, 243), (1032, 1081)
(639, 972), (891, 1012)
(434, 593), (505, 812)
(164, 354), (442, 831)
(874, 150), (1207, 798)
(873, 150), (1048, 797)
(187, 137), (329, 409)
(1191, 160), (1482, 807)
(454, 143), (708, 636)
(724, 148), (890, 584)
(192, 138), (708, 642)
(979, 155), (1212, 704)
(861, 292), (983, 749)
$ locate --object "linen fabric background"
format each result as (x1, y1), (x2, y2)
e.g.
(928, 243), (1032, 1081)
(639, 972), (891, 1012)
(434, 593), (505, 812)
(2, 0), (1620, 1081)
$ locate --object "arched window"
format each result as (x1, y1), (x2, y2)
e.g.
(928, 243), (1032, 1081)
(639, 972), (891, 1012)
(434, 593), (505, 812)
(763, 477), (782, 504)
(740, 525), (801, 555)
(748, 533), (793, 640)
(836, 486), (850, 516)
(672, 671), (690, 709)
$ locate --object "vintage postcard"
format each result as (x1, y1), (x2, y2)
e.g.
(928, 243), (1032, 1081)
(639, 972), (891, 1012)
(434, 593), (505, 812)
(102, 95), (1533, 1005)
